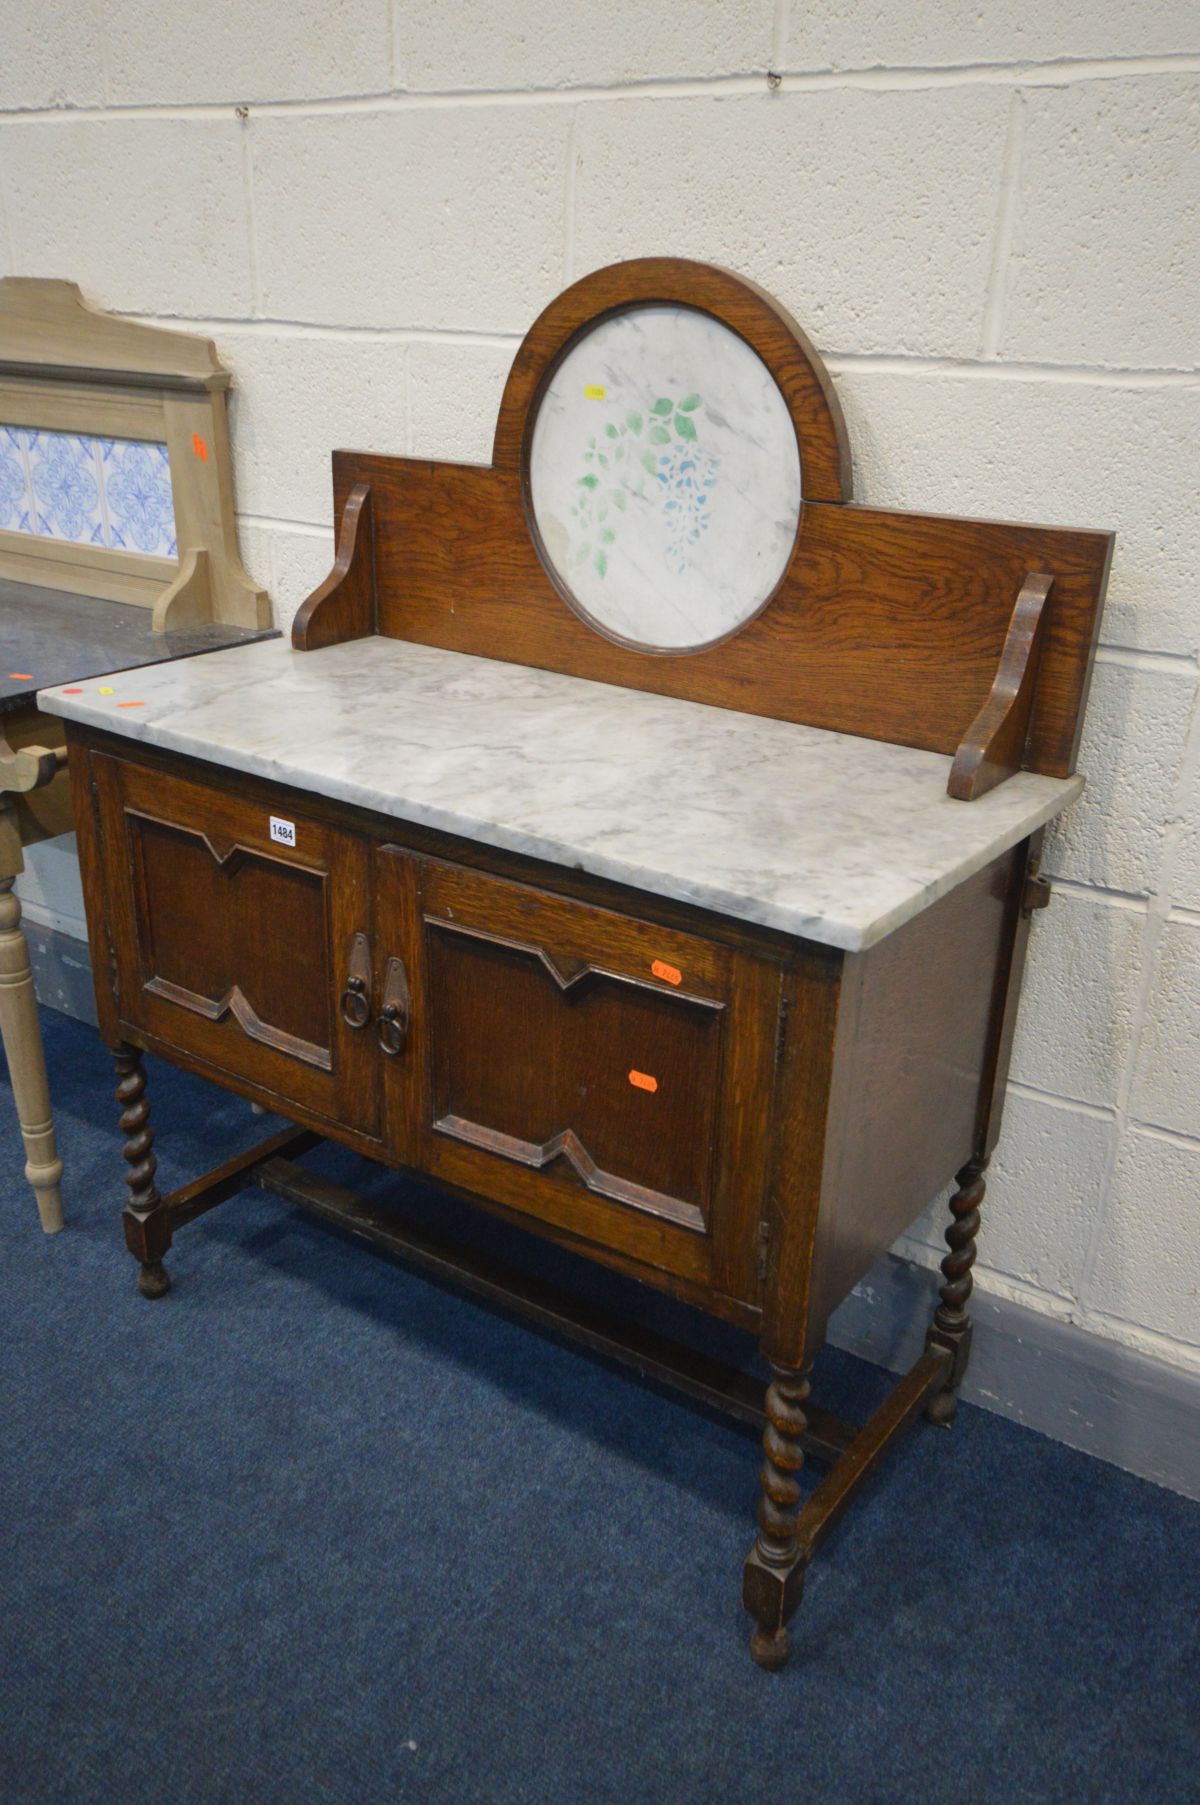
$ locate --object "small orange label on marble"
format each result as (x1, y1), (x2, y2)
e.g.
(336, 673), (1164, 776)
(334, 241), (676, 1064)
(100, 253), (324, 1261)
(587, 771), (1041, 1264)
(8, 672), (33, 681)
(651, 959), (682, 985)
(628, 1070), (658, 1093)
(192, 433), (208, 460)
(118, 701), (145, 708)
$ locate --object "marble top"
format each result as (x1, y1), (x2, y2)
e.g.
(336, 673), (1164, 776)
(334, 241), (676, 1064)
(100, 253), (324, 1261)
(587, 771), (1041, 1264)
(38, 635), (1082, 952)
(0, 576), (275, 718)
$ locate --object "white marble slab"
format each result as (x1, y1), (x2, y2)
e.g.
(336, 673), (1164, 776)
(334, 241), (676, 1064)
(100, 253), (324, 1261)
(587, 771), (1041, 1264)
(529, 305), (801, 650)
(39, 636), (1082, 953)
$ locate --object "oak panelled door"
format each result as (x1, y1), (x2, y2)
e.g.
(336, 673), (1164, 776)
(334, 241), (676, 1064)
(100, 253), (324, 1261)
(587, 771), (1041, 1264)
(91, 755), (381, 1136)
(376, 850), (781, 1302)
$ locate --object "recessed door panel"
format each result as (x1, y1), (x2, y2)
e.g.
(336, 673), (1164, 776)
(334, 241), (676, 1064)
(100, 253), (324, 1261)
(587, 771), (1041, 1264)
(426, 917), (722, 1230)
(93, 754), (380, 1136)
(132, 814), (333, 1065)
(376, 850), (780, 1300)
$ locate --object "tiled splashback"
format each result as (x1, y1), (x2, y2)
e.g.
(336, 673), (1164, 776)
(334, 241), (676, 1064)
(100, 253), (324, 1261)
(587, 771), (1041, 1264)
(0, 426), (177, 559)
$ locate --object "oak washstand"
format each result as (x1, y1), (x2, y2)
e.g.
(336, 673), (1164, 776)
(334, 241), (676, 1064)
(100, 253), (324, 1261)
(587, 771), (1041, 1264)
(40, 262), (1112, 1667)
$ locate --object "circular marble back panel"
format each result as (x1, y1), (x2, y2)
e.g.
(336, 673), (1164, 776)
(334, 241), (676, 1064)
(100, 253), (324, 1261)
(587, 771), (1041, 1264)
(528, 304), (802, 651)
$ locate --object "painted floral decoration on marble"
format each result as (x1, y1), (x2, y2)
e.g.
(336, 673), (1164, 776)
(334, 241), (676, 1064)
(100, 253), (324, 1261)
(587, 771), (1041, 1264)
(0, 426), (176, 558)
(572, 395), (719, 579)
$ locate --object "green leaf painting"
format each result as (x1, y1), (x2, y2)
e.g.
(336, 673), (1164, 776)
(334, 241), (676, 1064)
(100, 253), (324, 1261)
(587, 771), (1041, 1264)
(568, 389), (715, 579)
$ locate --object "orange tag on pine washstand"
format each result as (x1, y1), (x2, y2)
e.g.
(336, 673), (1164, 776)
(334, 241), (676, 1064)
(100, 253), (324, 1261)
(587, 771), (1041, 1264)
(628, 1070), (659, 1093)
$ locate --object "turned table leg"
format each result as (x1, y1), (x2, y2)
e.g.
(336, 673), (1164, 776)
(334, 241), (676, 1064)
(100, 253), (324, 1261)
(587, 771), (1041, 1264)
(0, 875), (65, 1233)
(114, 1042), (172, 1298)
(742, 1360), (813, 1670)
(924, 1155), (988, 1426)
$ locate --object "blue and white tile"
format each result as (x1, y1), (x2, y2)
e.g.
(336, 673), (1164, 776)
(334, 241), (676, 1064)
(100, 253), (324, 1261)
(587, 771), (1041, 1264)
(28, 429), (105, 545)
(0, 425), (35, 535)
(102, 437), (176, 557)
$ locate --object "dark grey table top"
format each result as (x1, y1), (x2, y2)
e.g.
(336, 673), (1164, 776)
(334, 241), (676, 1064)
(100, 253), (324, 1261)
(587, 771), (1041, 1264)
(0, 576), (277, 718)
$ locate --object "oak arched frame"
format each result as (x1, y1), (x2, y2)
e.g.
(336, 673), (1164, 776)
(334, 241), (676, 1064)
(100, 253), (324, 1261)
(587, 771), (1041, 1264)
(492, 257), (852, 504)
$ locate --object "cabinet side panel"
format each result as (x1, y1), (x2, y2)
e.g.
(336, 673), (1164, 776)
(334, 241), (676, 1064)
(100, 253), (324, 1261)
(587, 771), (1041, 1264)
(810, 848), (1021, 1332)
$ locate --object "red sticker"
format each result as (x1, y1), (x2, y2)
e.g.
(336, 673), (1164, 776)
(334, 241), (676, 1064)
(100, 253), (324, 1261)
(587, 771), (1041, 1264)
(628, 1070), (659, 1094)
(651, 959), (682, 986)
(192, 433), (208, 461)
(8, 672), (33, 681)
(63, 687), (83, 694)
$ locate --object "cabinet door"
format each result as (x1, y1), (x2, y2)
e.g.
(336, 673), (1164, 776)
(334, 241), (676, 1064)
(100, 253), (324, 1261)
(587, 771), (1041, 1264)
(375, 850), (780, 1301)
(92, 753), (381, 1137)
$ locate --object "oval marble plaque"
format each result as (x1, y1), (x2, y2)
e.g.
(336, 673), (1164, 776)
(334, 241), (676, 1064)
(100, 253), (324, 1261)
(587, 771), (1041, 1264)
(528, 304), (802, 651)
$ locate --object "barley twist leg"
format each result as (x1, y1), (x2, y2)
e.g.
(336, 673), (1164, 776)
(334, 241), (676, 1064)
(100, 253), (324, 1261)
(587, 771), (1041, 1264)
(924, 1156), (988, 1426)
(114, 1042), (171, 1298)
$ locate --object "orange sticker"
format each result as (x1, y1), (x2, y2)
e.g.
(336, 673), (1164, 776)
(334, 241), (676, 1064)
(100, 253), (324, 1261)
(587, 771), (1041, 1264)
(9, 672), (33, 681)
(651, 959), (682, 986)
(628, 1069), (658, 1093)
(192, 433), (208, 461)
(117, 700), (145, 708)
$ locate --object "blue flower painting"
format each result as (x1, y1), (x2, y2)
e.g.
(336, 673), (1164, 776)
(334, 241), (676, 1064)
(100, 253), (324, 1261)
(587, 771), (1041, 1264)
(570, 392), (719, 581)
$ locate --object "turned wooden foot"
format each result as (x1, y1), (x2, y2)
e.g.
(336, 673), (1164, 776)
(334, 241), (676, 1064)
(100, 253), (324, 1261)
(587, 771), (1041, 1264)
(924, 1385), (959, 1427)
(749, 1626), (791, 1672)
(137, 1259), (171, 1300)
(0, 876), (65, 1232)
(924, 1155), (987, 1426)
(114, 1043), (173, 1297)
(742, 1360), (812, 1669)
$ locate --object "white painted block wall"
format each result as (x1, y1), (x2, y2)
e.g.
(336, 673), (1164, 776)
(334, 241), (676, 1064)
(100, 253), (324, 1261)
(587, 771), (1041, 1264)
(4, 4), (1198, 1387)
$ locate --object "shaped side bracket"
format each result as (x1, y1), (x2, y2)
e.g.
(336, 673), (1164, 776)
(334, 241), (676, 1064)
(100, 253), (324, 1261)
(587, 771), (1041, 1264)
(948, 573), (1054, 801)
(291, 483), (376, 651)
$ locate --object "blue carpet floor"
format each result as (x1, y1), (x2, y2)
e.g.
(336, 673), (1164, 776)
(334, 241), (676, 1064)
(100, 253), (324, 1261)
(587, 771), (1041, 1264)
(3, 1006), (1199, 1805)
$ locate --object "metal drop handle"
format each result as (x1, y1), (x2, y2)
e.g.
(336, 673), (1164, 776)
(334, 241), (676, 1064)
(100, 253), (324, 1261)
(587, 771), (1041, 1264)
(377, 955), (411, 1056)
(340, 932), (372, 1028)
